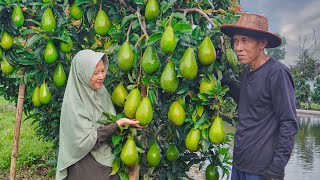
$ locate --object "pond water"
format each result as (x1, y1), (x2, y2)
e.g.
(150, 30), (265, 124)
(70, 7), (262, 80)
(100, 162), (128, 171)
(189, 113), (320, 180)
(285, 114), (320, 180)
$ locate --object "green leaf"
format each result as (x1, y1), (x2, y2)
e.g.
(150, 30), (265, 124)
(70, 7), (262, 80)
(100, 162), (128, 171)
(201, 139), (210, 153)
(198, 93), (209, 101)
(142, 76), (150, 86)
(174, 22), (192, 33)
(201, 128), (209, 140)
(134, 0), (144, 5)
(127, 72), (134, 83)
(25, 19), (41, 26)
(110, 159), (120, 175)
(25, 34), (43, 47)
(148, 89), (156, 106)
(86, 6), (97, 23)
(192, 26), (201, 39)
(146, 33), (162, 45)
(136, 146), (145, 153)
(113, 145), (121, 155)
(127, 84), (137, 90)
(218, 147), (229, 155)
(119, 171), (129, 180)
(160, 0), (177, 14)
(112, 135), (122, 146)
(217, 69), (223, 81)
(76, 0), (91, 5)
(195, 111), (208, 129)
(121, 14), (137, 27)
(176, 86), (189, 95)
(19, 59), (40, 66)
(172, 12), (186, 21)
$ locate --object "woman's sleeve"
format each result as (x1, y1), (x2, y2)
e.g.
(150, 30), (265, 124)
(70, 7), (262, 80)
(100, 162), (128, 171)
(92, 122), (119, 150)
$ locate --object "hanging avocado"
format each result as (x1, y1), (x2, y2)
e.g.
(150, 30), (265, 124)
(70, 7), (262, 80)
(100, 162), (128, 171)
(124, 88), (141, 118)
(160, 26), (177, 54)
(136, 97), (153, 126)
(44, 39), (58, 64)
(41, 8), (56, 33)
(59, 35), (73, 53)
(179, 48), (198, 80)
(53, 63), (67, 87)
(94, 10), (111, 36)
(0, 31), (13, 50)
(145, 0), (160, 21)
(198, 36), (216, 66)
(32, 86), (42, 108)
(39, 81), (51, 105)
(111, 82), (128, 107)
(117, 41), (134, 72)
(12, 5), (25, 28)
(209, 116), (226, 144)
(160, 61), (179, 93)
(142, 46), (160, 75)
(70, 3), (84, 20)
(1, 58), (14, 75)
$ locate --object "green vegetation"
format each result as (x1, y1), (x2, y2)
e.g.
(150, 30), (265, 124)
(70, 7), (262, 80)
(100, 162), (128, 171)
(0, 96), (54, 178)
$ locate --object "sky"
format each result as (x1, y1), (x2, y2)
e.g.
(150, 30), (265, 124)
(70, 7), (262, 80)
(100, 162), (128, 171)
(240, 0), (320, 66)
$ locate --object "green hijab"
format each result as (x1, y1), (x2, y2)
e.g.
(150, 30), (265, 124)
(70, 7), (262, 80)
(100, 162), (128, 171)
(56, 49), (116, 179)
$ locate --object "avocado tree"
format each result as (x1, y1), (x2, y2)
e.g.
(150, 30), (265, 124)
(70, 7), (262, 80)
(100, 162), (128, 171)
(0, 0), (241, 179)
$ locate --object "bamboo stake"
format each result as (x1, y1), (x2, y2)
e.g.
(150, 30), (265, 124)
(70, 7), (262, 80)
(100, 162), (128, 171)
(9, 68), (26, 180)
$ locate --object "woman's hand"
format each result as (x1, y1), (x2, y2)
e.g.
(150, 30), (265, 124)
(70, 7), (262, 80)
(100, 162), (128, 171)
(116, 118), (147, 129)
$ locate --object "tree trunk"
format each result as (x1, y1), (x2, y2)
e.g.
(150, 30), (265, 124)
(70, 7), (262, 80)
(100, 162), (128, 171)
(9, 68), (26, 180)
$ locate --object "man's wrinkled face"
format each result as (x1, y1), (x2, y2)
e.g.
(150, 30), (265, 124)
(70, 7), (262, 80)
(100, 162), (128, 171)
(90, 60), (106, 90)
(233, 34), (266, 65)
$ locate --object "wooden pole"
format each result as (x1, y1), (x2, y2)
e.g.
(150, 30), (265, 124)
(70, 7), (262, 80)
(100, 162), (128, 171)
(9, 68), (26, 180)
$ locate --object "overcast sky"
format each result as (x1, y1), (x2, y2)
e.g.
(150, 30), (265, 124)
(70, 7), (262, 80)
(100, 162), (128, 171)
(240, 0), (320, 66)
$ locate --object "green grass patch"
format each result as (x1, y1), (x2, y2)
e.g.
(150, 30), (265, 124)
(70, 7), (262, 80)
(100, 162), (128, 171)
(300, 102), (320, 111)
(0, 96), (55, 178)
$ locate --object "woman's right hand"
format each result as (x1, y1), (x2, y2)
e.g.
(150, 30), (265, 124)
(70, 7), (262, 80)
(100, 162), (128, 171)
(116, 118), (147, 129)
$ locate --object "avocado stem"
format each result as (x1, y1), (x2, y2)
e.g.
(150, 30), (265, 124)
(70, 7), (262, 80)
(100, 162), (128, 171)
(168, 15), (173, 26)
(126, 21), (133, 42)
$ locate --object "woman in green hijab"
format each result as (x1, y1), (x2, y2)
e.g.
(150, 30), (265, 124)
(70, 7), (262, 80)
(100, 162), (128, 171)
(56, 50), (142, 180)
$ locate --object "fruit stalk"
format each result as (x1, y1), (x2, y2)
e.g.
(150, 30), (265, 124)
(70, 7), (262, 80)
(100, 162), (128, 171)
(126, 21), (133, 42)
(136, 10), (149, 39)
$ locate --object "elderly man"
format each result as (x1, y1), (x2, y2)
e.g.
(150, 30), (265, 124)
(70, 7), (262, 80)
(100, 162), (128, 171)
(220, 14), (299, 180)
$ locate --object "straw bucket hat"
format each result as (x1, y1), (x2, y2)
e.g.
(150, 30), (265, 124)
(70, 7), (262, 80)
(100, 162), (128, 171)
(220, 14), (282, 48)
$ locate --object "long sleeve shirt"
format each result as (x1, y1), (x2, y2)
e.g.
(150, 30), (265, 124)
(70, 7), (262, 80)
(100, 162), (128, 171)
(222, 58), (299, 177)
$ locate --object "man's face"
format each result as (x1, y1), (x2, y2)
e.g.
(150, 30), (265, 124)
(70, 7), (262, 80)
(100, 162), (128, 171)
(233, 34), (265, 65)
(90, 60), (106, 90)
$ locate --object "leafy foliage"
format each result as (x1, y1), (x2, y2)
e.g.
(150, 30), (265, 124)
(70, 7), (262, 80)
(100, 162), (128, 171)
(0, 0), (241, 178)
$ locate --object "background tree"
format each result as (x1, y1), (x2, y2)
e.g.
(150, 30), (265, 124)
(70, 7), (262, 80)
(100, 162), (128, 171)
(312, 75), (320, 104)
(265, 34), (287, 60)
(0, 0), (241, 179)
(291, 66), (311, 109)
(291, 30), (320, 108)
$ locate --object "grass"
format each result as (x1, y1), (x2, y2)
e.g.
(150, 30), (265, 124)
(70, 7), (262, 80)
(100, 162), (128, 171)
(300, 102), (320, 111)
(0, 96), (55, 179)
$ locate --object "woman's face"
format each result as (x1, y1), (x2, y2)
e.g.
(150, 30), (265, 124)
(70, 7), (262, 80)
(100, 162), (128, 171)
(90, 60), (106, 90)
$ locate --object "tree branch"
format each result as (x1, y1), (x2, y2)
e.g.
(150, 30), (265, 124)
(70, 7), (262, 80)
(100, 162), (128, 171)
(119, 0), (135, 13)
(176, 8), (215, 28)
(136, 10), (149, 39)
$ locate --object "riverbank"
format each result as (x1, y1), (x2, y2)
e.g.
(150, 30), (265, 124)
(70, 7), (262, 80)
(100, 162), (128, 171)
(296, 109), (320, 115)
